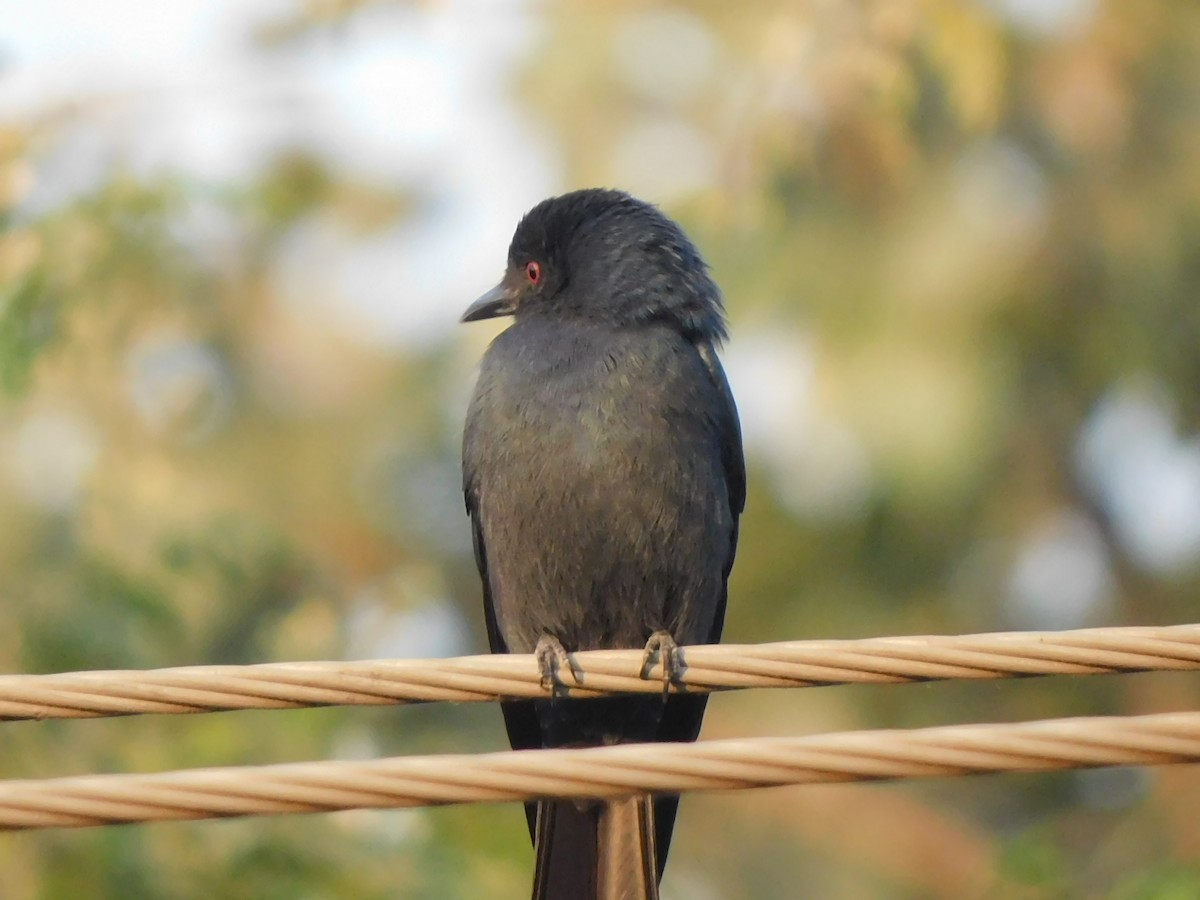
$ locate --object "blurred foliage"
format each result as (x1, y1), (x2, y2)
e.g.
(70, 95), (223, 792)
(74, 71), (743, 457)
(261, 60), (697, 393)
(2, 0), (1200, 897)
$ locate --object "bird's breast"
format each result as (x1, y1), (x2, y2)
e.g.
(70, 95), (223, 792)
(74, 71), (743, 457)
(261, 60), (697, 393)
(465, 323), (730, 652)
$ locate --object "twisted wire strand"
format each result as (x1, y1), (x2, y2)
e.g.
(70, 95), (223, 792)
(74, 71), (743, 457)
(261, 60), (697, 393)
(3, 624), (1198, 722)
(2, 711), (1198, 830)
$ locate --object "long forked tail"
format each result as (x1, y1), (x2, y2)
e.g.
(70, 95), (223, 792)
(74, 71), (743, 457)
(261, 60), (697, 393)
(532, 796), (658, 900)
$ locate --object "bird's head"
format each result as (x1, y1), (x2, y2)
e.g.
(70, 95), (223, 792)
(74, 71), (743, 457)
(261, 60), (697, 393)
(461, 189), (726, 341)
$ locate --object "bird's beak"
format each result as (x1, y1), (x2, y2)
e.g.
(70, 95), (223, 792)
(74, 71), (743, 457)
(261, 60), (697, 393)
(461, 275), (521, 323)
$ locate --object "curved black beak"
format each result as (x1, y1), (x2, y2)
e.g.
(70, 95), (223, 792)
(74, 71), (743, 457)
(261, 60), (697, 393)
(461, 276), (520, 323)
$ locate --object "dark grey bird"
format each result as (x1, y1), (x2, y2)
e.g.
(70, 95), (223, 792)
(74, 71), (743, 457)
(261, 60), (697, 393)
(461, 189), (744, 900)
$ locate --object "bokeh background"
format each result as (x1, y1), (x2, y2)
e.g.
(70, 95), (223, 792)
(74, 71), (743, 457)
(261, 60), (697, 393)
(3, 1), (1200, 897)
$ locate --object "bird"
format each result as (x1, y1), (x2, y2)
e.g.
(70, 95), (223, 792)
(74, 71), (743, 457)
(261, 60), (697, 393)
(461, 189), (744, 900)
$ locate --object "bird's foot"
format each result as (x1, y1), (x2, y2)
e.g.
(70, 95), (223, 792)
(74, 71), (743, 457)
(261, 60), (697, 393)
(535, 634), (578, 696)
(641, 630), (682, 700)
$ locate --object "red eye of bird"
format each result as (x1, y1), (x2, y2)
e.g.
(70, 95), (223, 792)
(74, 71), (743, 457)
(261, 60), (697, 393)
(525, 260), (541, 285)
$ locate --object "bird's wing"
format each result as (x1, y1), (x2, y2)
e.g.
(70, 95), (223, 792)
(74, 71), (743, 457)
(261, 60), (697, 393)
(465, 487), (543, 746)
(465, 481), (545, 840)
(465, 492), (506, 655)
(650, 338), (746, 873)
(696, 337), (745, 616)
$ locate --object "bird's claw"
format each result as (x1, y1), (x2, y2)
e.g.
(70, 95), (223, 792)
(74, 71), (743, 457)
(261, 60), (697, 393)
(535, 634), (578, 696)
(641, 630), (682, 700)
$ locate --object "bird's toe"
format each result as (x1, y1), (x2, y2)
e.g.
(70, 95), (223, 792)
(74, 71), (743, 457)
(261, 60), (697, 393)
(534, 633), (576, 695)
(641, 630), (683, 699)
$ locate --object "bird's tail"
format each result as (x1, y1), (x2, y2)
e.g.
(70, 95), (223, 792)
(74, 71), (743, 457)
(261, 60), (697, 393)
(532, 796), (659, 900)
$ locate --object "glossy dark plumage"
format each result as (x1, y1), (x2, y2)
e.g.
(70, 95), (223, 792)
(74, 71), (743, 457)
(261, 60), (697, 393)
(462, 189), (744, 899)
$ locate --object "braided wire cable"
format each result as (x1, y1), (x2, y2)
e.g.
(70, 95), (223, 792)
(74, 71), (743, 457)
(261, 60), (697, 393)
(2, 624), (1198, 721)
(2, 711), (1198, 830)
